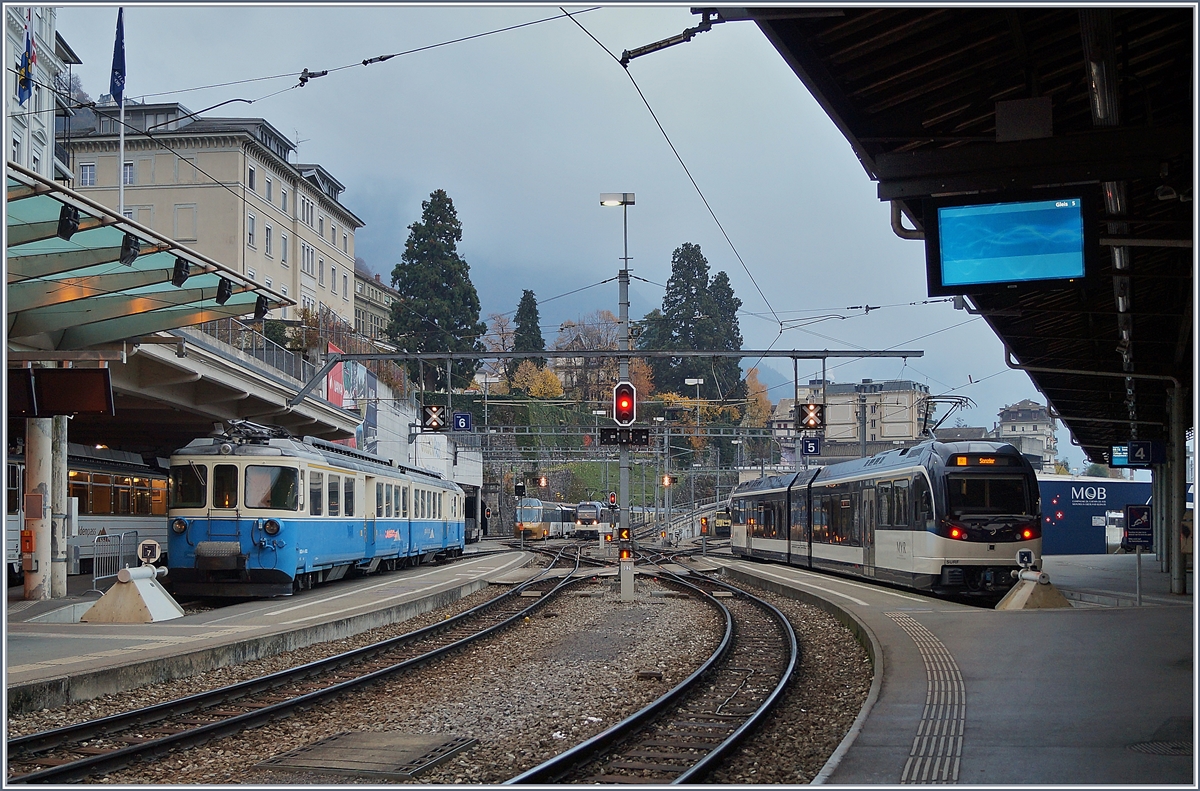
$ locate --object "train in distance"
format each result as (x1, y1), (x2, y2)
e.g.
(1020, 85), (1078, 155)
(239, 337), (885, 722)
(729, 440), (1042, 598)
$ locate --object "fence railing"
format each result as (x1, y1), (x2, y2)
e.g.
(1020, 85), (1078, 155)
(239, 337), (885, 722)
(88, 531), (140, 593)
(194, 318), (316, 383)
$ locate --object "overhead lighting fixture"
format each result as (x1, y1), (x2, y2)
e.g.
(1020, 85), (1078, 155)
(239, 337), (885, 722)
(215, 277), (233, 305)
(599, 192), (635, 206)
(253, 294), (269, 321)
(56, 204), (80, 240)
(170, 257), (190, 288)
(118, 233), (140, 265)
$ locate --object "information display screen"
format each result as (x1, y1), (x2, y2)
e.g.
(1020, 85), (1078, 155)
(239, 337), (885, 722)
(924, 191), (1095, 296)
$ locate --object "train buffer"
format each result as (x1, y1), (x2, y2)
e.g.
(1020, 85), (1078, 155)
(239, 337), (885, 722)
(995, 550), (1071, 610)
(81, 563), (185, 623)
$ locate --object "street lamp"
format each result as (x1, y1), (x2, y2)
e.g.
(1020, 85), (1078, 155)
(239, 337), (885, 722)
(684, 378), (704, 535)
(602, 192), (635, 600)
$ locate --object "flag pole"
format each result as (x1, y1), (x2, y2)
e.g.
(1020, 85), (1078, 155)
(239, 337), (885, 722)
(118, 102), (125, 216)
(111, 8), (126, 216)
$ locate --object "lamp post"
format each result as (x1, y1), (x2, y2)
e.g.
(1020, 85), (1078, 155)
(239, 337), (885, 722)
(684, 378), (704, 537)
(601, 192), (635, 600)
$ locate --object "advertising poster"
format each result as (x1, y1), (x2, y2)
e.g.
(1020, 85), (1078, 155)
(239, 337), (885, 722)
(325, 342), (344, 408)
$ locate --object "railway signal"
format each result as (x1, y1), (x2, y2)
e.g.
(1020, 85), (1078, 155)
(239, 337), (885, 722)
(608, 491), (617, 508)
(515, 482), (526, 497)
(617, 525), (631, 541)
(539, 476), (548, 487)
(613, 381), (636, 426)
(423, 404), (446, 430)
(799, 402), (826, 430)
(662, 475), (677, 486)
(700, 516), (709, 535)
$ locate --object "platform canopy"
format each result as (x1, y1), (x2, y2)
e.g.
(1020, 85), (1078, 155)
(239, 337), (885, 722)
(7, 162), (291, 352)
(740, 6), (1192, 461)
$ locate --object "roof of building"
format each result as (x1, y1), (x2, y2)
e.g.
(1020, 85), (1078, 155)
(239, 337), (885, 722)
(934, 427), (989, 441)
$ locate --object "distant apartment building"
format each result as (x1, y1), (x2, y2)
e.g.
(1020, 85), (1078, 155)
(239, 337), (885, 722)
(770, 379), (932, 463)
(8, 6), (78, 181)
(991, 399), (1058, 468)
(57, 101), (363, 324)
(354, 259), (400, 340)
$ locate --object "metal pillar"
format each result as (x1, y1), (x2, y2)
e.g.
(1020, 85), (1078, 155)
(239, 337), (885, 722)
(51, 415), (68, 598)
(1170, 386), (1187, 594)
(617, 201), (633, 600)
(23, 418), (52, 601)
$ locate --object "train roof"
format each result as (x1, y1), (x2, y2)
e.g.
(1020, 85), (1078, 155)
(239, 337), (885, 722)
(171, 436), (456, 489)
(731, 440), (1029, 497)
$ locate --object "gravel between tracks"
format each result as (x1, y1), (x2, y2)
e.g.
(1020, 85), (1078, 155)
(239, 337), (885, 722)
(8, 573), (872, 784)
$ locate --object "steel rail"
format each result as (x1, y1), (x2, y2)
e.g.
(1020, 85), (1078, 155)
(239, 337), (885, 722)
(505, 561), (799, 784)
(8, 552), (583, 784)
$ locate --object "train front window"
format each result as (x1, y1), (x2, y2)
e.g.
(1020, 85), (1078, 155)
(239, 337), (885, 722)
(244, 466), (299, 510)
(170, 465), (207, 509)
(947, 475), (1031, 517)
(213, 465), (238, 508)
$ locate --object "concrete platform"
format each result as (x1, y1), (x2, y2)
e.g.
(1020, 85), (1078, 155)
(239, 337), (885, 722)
(707, 553), (1193, 785)
(5, 550), (533, 714)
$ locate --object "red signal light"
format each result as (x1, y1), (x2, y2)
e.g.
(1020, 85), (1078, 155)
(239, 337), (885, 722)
(1022, 528), (1033, 540)
(950, 527), (962, 539)
(613, 381), (637, 426)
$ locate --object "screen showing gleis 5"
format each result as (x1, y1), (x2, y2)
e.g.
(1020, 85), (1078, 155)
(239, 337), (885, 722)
(937, 197), (1085, 287)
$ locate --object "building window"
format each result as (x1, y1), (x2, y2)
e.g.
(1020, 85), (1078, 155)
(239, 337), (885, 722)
(265, 277), (272, 289)
(79, 162), (96, 186)
(123, 161), (134, 185)
(318, 216), (324, 236)
(343, 231), (348, 253)
(11, 130), (21, 163)
(318, 257), (325, 286)
(281, 286), (288, 319)
(330, 265), (337, 293)
(248, 268), (257, 281)
(264, 225), (272, 256)
(331, 222), (336, 243)
(281, 233), (289, 265)
(265, 177), (272, 201)
(281, 187), (287, 214)
(356, 281), (363, 294)
(31, 147), (41, 173)
(247, 165), (256, 191)
(247, 213), (256, 247)
(343, 274), (348, 298)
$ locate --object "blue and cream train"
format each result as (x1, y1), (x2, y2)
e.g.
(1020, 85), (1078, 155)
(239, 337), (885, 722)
(168, 424), (465, 597)
(730, 440), (1042, 597)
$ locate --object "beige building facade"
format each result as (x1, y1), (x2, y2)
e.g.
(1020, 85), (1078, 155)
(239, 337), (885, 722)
(354, 260), (400, 340)
(58, 102), (362, 324)
(8, 5), (77, 182)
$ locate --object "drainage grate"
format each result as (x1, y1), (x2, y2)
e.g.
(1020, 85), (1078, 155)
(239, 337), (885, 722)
(1127, 741), (1192, 756)
(258, 732), (477, 779)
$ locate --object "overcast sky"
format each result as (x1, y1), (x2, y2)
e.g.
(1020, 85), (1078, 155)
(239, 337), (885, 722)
(54, 3), (1095, 471)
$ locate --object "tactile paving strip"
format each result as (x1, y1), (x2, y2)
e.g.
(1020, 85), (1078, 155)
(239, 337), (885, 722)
(886, 612), (965, 784)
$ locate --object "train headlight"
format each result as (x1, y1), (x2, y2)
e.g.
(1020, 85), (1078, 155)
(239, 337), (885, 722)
(264, 519), (281, 536)
(171, 518), (188, 534)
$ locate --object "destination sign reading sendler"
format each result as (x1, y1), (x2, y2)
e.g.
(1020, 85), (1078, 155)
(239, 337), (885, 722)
(951, 455), (1016, 467)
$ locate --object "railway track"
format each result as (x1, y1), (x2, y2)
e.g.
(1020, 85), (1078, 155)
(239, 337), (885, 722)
(6, 550), (586, 784)
(506, 558), (798, 784)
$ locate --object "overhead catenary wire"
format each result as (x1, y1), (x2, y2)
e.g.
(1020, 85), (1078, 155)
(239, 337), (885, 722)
(559, 7), (783, 333)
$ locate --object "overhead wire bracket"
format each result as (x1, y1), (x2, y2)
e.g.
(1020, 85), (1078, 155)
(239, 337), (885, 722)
(619, 10), (721, 67)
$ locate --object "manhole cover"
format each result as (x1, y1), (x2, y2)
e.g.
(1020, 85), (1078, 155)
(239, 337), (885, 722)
(258, 732), (477, 779)
(1127, 741), (1192, 756)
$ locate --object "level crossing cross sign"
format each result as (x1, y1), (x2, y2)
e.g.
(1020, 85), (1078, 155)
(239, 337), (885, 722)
(452, 412), (472, 431)
(423, 405), (446, 430)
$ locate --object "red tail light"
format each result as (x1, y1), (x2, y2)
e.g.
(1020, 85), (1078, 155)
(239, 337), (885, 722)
(1022, 528), (1034, 540)
(950, 527), (963, 539)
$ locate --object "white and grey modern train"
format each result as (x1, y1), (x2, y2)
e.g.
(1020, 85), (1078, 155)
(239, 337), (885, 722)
(730, 440), (1042, 597)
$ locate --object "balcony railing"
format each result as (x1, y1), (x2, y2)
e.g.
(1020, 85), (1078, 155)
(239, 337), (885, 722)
(193, 317), (315, 383)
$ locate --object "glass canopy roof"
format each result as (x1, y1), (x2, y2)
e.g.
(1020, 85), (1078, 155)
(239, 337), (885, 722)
(7, 162), (292, 352)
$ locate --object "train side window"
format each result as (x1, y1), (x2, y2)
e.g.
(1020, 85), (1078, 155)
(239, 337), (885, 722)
(811, 496), (829, 543)
(151, 479), (167, 515)
(344, 477), (354, 517)
(877, 482), (892, 528)
(7, 464), (21, 514)
(170, 465), (206, 509)
(438, 492), (443, 519)
(893, 479), (910, 528)
(790, 495), (805, 541)
(401, 486), (408, 518)
(133, 477), (152, 514)
(91, 473), (113, 513)
(913, 476), (933, 528)
(69, 471), (90, 514)
(385, 484), (394, 518)
(115, 476), (134, 514)
(328, 474), (341, 516)
(393, 485), (401, 517)
(376, 483), (384, 517)
(309, 471), (323, 515)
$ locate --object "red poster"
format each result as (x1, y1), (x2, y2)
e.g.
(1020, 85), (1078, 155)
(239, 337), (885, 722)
(326, 342), (344, 408)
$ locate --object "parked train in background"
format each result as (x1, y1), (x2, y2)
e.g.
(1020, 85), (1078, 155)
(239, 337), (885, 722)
(514, 498), (576, 539)
(731, 440), (1041, 597)
(167, 423), (465, 597)
(6, 444), (168, 586)
(573, 500), (612, 541)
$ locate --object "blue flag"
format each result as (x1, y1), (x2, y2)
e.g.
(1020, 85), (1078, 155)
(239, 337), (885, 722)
(15, 14), (33, 106)
(109, 8), (125, 107)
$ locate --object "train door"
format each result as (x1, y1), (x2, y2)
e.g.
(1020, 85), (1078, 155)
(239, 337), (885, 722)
(862, 487), (876, 577)
(365, 476), (377, 560)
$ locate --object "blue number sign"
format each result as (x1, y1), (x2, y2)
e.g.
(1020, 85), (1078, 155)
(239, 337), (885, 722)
(452, 412), (472, 432)
(801, 437), (821, 456)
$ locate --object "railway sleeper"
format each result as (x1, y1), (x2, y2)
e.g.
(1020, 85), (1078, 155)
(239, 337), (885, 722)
(607, 761), (695, 772)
